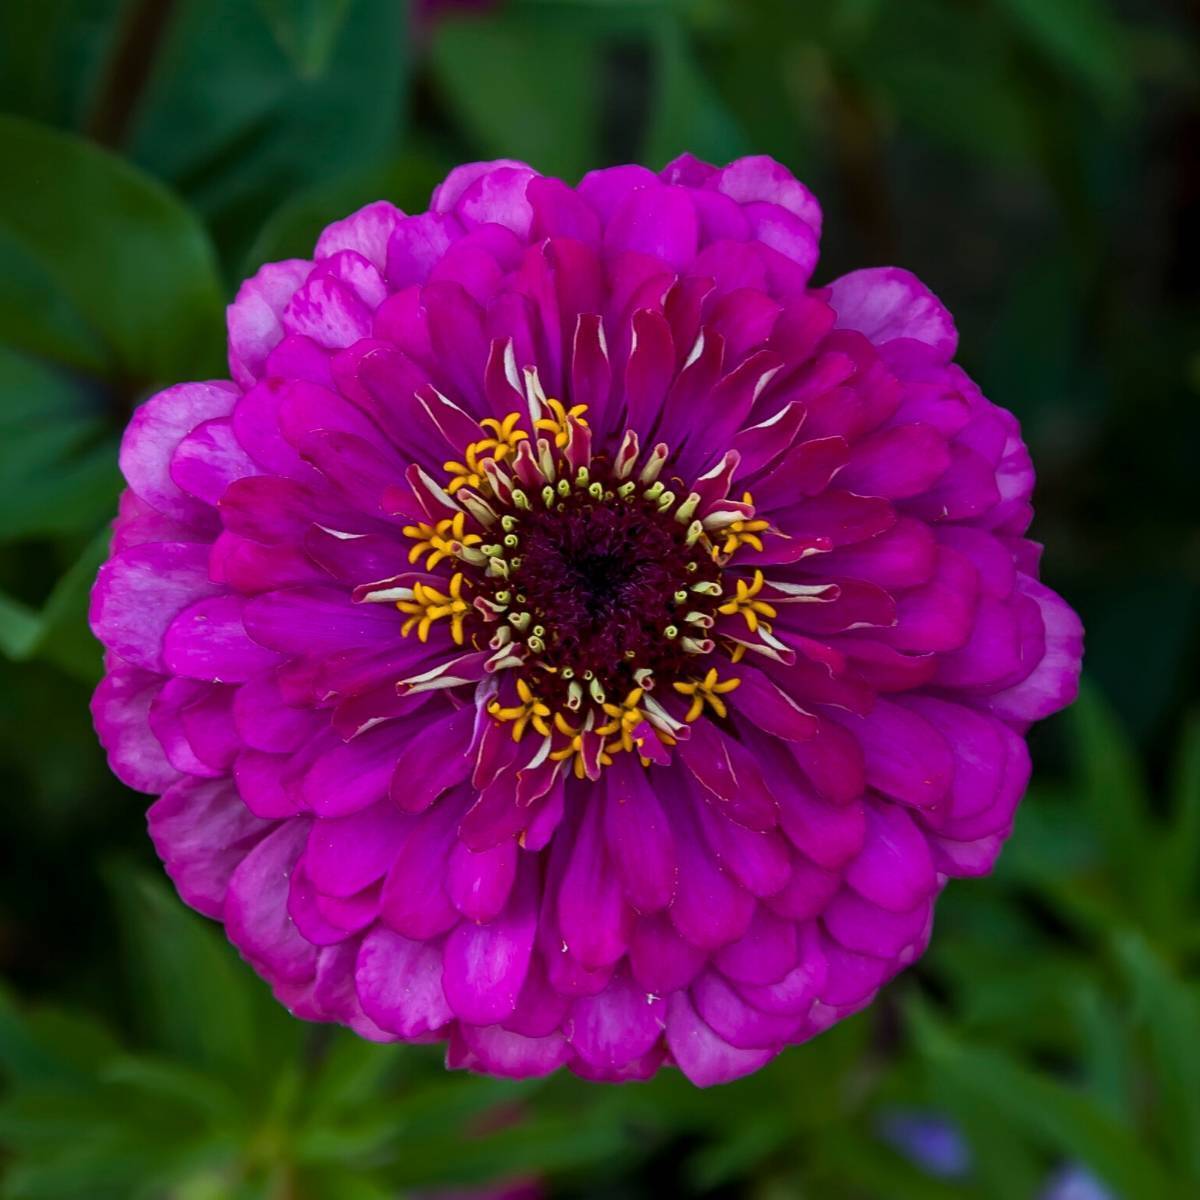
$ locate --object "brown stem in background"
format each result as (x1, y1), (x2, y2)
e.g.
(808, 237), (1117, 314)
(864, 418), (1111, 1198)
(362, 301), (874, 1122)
(86, 0), (178, 149)
(828, 66), (896, 265)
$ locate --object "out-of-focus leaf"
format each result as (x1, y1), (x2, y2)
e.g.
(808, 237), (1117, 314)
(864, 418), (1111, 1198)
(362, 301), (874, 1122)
(0, 229), (110, 373)
(104, 865), (266, 1081)
(256, 0), (353, 78)
(0, 529), (109, 682)
(1069, 681), (1150, 895)
(101, 1055), (241, 1122)
(993, 0), (1131, 108)
(1114, 932), (1200, 1182)
(852, 0), (1036, 169)
(0, 348), (120, 543)
(1162, 713), (1200, 910)
(243, 149), (450, 271)
(1071, 984), (1131, 1124)
(0, 115), (224, 382)
(129, 0), (409, 263)
(642, 18), (748, 169)
(430, 8), (601, 179)
(910, 1001), (1177, 1200)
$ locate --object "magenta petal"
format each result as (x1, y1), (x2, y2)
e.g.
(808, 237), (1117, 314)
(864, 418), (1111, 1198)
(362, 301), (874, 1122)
(603, 756), (676, 912)
(90, 543), (220, 673)
(845, 800), (937, 912)
(557, 799), (631, 970)
(715, 156), (822, 236)
(714, 905), (798, 985)
(379, 796), (462, 939)
(356, 926), (453, 1038)
(981, 577), (1083, 727)
(605, 184), (700, 270)
(692, 970), (800, 1049)
(301, 722), (413, 817)
(628, 911), (706, 994)
(736, 925), (827, 1015)
(306, 800), (410, 896)
(91, 666), (179, 793)
(831, 698), (953, 811)
(665, 992), (775, 1087)
(225, 819), (317, 984)
(824, 888), (933, 958)
(566, 969), (664, 1070)
(315, 200), (404, 273)
(149, 777), (273, 918)
(667, 797), (755, 951)
(170, 418), (259, 507)
(227, 260), (311, 387)
(390, 704), (475, 812)
(448, 837), (518, 922)
(442, 856), (537, 1024)
(828, 267), (957, 361)
(121, 382), (237, 522)
(451, 1022), (569, 1079)
(163, 595), (282, 683)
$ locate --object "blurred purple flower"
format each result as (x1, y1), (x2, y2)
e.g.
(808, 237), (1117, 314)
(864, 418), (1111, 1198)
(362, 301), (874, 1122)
(1042, 1164), (1116, 1200)
(882, 1109), (1116, 1199)
(878, 1110), (972, 1179)
(90, 156), (1082, 1084)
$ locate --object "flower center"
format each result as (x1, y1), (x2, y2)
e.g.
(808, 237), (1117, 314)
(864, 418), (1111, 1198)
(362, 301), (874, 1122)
(379, 386), (784, 777)
(476, 460), (722, 710)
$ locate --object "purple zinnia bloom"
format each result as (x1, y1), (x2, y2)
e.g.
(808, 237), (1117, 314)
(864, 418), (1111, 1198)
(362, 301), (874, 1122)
(89, 156), (1083, 1085)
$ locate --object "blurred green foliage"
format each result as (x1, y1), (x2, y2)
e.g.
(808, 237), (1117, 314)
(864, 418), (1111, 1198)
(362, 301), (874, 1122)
(0, 0), (1197, 1196)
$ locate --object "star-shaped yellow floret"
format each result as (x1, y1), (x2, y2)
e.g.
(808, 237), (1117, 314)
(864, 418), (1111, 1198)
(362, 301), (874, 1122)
(402, 512), (481, 571)
(548, 712), (611, 779)
(714, 492), (770, 560)
(716, 569), (777, 633)
(673, 668), (742, 722)
(396, 573), (470, 644)
(534, 397), (588, 449)
(444, 413), (528, 493)
(487, 678), (552, 742)
(596, 687), (646, 754)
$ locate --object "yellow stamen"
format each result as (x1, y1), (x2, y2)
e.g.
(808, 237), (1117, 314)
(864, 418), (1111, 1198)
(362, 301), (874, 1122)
(549, 713), (612, 779)
(673, 668), (742, 722)
(396, 573), (470, 645)
(534, 397), (588, 449)
(714, 492), (770, 560)
(487, 676), (552, 741)
(596, 687), (646, 754)
(402, 512), (481, 570)
(444, 415), (528, 493)
(716, 568), (776, 633)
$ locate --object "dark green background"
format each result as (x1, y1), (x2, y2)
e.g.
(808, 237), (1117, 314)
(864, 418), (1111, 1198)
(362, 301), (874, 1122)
(0, 1), (1197, 1196)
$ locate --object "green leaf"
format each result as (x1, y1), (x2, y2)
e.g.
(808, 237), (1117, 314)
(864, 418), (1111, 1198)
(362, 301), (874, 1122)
(430, 7), (603, 179)
(642, 19), (748, 169)
(0, 528), (110, 682)
(993, 0), (1132, 108)
(255, 0), (354, 78)
(0, 115), (224, 382)
(243, 150), (451, 272)
(1162, 713), (1200, 911)
(1114, 931), (1200, 1182)
(129, 0), (409, 264)
(103, 865), (266, 1081)
(910, 1000), (1177, 1200)
(1068, 681), (1150, 898)
(0, 347), (120, 543)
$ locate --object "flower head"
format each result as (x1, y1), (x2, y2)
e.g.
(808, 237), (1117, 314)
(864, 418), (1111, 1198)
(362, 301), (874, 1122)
(90, 155), (1083, 1085)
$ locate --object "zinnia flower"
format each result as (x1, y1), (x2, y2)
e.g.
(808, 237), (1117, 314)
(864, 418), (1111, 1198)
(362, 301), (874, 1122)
(89, 156), (1083, 1085)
